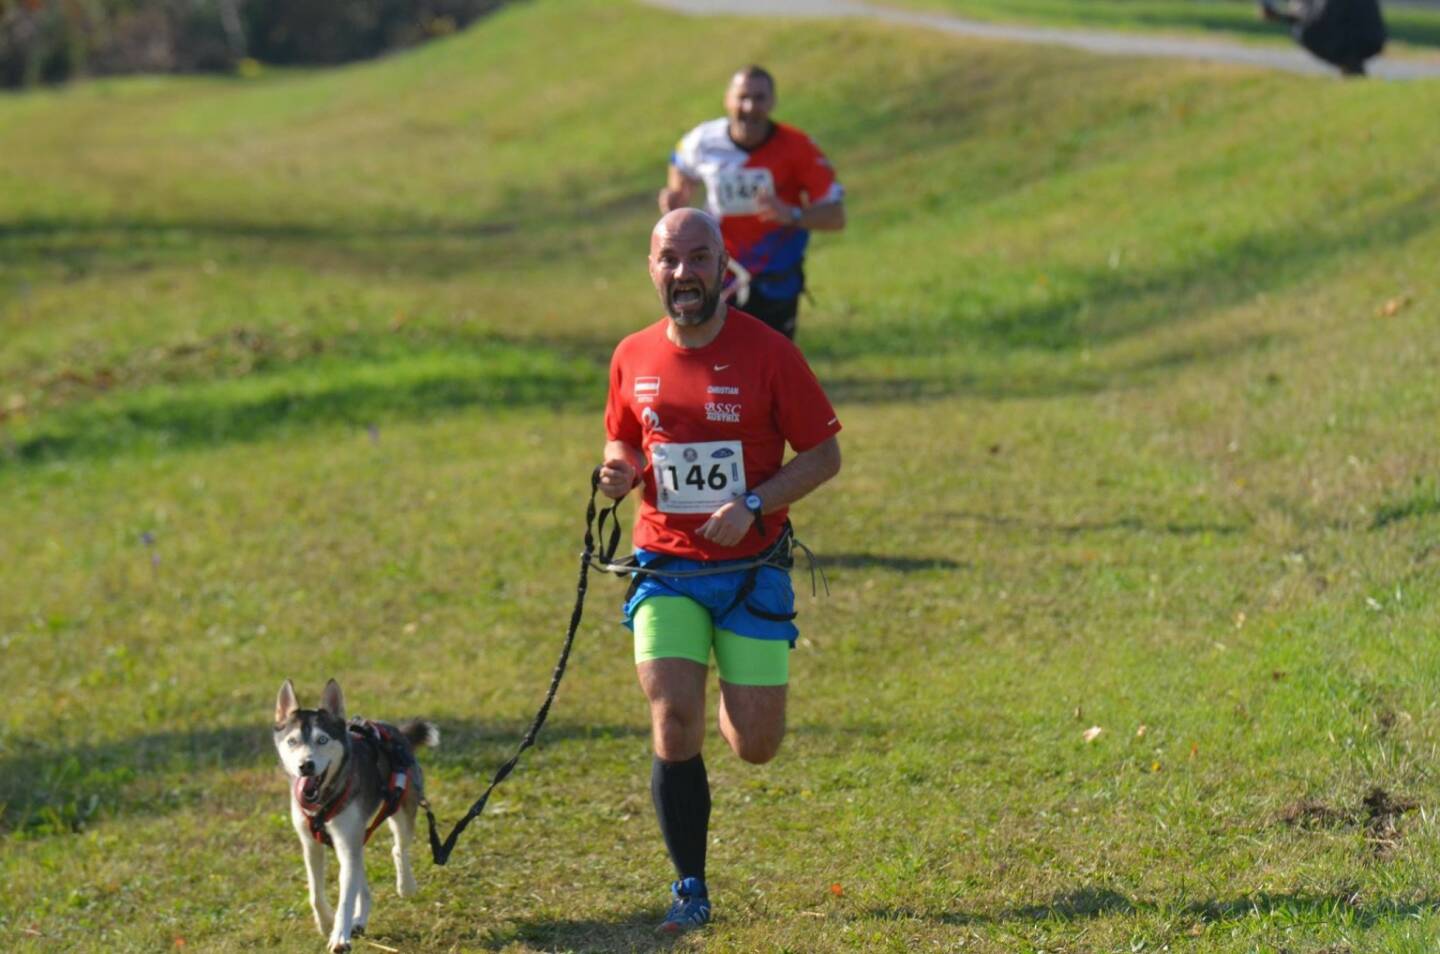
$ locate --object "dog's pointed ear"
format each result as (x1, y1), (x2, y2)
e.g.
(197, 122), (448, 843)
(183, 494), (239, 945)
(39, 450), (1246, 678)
(320, 679), (346, 721)
(275, 680), (298, 724)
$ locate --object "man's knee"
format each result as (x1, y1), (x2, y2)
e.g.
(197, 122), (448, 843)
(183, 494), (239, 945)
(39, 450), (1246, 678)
(652, 703), (704, 760)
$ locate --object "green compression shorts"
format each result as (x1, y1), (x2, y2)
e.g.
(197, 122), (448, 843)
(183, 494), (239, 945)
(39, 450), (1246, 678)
(633, 596), (789, 687)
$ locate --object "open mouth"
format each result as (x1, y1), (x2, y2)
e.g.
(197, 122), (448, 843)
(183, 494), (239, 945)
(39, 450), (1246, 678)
(671, 286), (703, 309)
(301, 774), (322, 801)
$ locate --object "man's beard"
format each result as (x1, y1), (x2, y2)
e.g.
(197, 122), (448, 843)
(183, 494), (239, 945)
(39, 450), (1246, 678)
(665, 282), (723, 326)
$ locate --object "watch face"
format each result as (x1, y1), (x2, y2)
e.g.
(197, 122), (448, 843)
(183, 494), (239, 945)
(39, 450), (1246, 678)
(745, 494), (762, 510)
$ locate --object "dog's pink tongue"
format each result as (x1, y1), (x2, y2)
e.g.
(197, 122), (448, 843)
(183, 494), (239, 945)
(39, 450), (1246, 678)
(302, 777), (320, 801)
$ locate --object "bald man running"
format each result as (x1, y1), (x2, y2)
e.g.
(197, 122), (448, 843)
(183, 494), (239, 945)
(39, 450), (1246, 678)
(599, 209), (842, 934)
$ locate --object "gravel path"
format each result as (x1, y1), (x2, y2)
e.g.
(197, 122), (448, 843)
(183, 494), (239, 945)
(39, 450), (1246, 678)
(642, 0), (1440, 79)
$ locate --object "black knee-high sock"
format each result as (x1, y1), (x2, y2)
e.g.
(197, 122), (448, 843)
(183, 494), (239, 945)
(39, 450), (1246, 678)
(651, 754), (710, 884)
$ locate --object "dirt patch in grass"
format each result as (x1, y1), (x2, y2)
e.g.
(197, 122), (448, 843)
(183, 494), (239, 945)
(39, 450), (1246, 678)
(1363, 786), (1417, 857)
(1276, 787), (1417, 858)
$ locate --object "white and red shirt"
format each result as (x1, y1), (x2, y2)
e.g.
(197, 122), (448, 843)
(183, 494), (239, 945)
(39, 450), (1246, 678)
(605, 309), (842, 561)
(671, 120), (843, 300)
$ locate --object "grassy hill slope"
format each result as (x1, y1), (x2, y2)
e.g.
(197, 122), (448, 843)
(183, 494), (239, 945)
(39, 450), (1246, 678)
(3, 1), (1440, 951)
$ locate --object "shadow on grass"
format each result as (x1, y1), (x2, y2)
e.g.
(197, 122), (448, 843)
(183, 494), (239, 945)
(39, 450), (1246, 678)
(0, 217), (520, 243)
(1371, 481), (1440, 529)
(0, 718), (645, 836)
(872, 886), (1440, 929)
(0, 724), (269, 836)
(478, 910), (669, 953)
(0, 711), (934, 837)
(943, 510), (1246, 537)
(1004, 887), (1440, 929)
(0, 216), (526, 283)
(818, 330), (1284, 406)
(819, 553), (968, 572)
(0, 185), (658, 281)
(0, 345), (605, 470)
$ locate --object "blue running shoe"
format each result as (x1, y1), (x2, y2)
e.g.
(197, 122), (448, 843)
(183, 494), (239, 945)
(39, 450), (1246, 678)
(656, 877), (711, 935)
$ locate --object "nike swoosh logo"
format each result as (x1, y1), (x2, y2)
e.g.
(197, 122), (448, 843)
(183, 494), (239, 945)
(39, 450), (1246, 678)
(713, 364), (731, 371)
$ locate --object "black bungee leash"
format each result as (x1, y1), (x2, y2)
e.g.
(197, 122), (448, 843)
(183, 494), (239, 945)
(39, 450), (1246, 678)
(421, 468), (621, 865)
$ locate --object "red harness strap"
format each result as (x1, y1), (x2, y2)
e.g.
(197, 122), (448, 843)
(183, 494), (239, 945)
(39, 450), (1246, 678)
(295, 770), (355, 846)
(357, 720), (412, 844)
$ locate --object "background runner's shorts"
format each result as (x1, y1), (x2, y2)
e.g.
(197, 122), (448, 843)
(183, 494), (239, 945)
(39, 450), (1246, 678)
(743, 287), (800, 340)
(621, 548), (799, 644)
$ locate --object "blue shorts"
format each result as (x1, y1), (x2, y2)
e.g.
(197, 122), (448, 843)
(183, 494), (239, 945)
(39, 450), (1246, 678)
(621, 548), (799, 644)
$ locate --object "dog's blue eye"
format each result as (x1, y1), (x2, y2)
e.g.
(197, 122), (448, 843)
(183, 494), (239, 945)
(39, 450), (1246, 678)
(287, 738), (299, 748)
(315, 735), (329, 745)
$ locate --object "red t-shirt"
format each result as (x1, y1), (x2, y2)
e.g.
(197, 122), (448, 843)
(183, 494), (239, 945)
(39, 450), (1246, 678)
(605, 309), (841, 561)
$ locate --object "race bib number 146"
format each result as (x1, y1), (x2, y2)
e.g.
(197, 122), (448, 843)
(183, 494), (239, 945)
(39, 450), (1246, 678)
(651, 440), (746, 514)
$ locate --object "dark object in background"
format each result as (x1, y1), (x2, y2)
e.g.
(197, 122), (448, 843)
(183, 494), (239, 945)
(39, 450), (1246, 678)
(1260, 0), (1388, 75)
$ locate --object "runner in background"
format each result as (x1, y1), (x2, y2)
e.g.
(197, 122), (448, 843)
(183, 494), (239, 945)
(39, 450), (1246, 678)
(659, 66), (846, 340)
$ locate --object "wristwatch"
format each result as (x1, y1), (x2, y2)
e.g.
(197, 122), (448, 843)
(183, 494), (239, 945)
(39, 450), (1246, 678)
(788, 205), (803, 226)
(743, 493), (765, 536)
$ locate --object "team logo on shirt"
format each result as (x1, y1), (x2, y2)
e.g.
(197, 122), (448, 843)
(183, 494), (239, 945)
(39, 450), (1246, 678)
(642, 407), (666, 433)
(705, 401), (741, 423)
(634, 376), (660, 403)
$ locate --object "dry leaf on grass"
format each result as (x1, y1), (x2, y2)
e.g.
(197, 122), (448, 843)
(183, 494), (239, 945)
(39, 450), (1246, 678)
(1377, 295), (1410, 318)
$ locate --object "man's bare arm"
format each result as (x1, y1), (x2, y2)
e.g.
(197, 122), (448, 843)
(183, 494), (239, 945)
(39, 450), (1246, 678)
(756, 194), (846, 231)
(697, 436), (841, 547)
(751, 436), (841, 512)
(659, 166), (698, 213)
(798, 198), (845, 231)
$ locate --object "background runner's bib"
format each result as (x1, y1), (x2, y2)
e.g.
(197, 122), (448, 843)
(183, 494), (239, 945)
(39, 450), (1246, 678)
(652, 440), (746, 513)
(712, 167), (774, 216)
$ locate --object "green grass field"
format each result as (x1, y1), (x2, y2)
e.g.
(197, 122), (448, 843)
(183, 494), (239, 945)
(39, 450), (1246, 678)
(4, 0), (1440, 951)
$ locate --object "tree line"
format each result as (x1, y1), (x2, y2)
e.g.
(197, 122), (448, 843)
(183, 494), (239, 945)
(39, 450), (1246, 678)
(0, 0), (512, 88)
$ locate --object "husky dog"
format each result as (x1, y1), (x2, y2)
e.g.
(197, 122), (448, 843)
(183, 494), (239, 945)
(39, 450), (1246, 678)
(273, 679), (438, 953)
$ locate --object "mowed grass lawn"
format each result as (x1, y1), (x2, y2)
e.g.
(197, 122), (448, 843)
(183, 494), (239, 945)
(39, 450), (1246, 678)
(4, 1), (1440, 951)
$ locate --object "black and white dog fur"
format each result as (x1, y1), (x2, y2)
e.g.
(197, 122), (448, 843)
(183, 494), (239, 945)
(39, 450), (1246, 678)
(273, 679), (438, 953)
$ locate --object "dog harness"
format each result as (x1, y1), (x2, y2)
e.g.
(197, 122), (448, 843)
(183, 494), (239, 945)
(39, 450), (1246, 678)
(295, 719), (416, 847)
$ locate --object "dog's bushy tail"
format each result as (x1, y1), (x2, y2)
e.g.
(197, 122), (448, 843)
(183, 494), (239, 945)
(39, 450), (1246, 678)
(400, 719), (440, 749)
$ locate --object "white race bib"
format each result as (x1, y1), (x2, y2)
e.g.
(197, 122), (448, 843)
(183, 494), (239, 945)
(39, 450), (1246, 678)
(711, 167), (774, 216)
(651, 441), (747, 514)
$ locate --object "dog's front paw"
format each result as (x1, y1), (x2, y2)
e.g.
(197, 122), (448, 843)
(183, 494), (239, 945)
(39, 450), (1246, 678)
(397, 871), (418, 898)
(327, 937), (351, 954)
